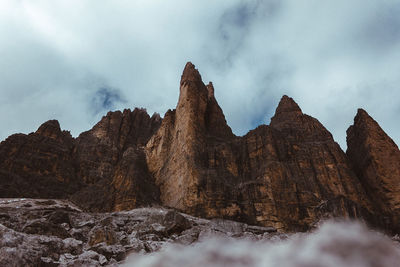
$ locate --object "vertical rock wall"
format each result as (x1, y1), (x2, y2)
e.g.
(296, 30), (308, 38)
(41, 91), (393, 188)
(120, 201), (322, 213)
(0, 62), (399, 232)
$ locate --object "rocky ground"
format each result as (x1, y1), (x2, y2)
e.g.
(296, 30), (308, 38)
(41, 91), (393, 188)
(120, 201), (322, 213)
(0, 198), (278, 266)
(126, 221), (400, 267)
(1, 198), (400, 267)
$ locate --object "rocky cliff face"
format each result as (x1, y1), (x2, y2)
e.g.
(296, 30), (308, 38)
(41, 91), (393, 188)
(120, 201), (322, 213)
(235, 97), (375, 231)
(146, 64), (376, 231)
(145, 62), (236, 217)
(0, 120), (79, 198)
(0, 108), (161, 213)
(347, 109), (400, 229)
(0, 62), (399, 233)
(71, 108), (161, 212)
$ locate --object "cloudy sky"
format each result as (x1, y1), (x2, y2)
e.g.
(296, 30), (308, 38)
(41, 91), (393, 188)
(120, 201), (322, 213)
(0, 0), (399, 148)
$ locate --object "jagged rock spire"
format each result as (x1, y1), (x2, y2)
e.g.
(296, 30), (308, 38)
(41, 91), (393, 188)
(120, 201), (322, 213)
(35, 120), (65, 140)
(347, 108), (400, 218)
(206, 82), (215, 99)
(270, 95), (303, 130)
(274, 95), (302, 116)
(269, 95), (334, 142)
(175, 62), (232, 137)
(36, 120), (61, 134)
(181, 62), (203, 85)
(146, 62), (233, 211)
(2, 61), (400, 234)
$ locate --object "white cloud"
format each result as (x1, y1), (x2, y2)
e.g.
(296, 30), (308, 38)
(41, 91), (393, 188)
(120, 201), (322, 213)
(0, 0), (399, 148)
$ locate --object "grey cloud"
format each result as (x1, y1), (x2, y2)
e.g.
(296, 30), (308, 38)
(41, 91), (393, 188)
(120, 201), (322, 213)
(359, 3), (400, 50)
(91, 87), (127, 115)
(0, 0), (399, 149)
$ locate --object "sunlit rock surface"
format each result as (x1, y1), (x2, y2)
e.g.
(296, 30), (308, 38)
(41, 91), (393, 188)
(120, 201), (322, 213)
(145, 64), (380, 231)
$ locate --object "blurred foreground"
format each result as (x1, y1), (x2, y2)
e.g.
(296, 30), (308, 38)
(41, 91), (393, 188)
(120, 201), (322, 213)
(0, 198), (399, 267)
(125, 221), (400, 267)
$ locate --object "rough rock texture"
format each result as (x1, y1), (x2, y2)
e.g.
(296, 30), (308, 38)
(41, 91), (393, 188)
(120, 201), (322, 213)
(0, 108), (161, 212)
(145, 62), (235, 216)
(347, 109), (400, 229)
(0, 120), (80, 198)
(0, 62), (399, 233)
(71, 108), (161, 212)
(146, 63), (375, 231)
(0, 198), (276, 266)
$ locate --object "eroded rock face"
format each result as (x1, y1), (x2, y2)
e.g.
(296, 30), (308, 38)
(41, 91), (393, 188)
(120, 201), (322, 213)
(0, 62), (399, 233)
(71, 108), (161, 212)
(145, 62), (235, 215)
(0, 120), (79, 198)
(145, 63), (374, 231)
(347, 109), (400, 228)
(0, 108), (161, 212)
(253, 96), (374, 230)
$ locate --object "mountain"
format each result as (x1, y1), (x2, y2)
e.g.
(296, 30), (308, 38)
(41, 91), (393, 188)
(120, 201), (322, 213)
(0, 62), (399, 233)
(0, 108), (161, 212)
(347, 108), (400, 230)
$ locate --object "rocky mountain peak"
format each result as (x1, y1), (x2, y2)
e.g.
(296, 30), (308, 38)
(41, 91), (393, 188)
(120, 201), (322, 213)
(1, 61), (400, 236)
(276, 95), (302, 114)
(181, 62), (203, 85)
(347, 108), (400, 221)
(35, 119), (68, 140)
(347, 108), (399, 149)
(270, 95), (304, 130)
(177, 62), (208, 112)
(352, 108), (377, 129)
(206, 82), (215, 99)
(269, 95), (334, 142)
(86, 108), (160, 148)
(355, 108), (369, 117)
(36, 119), (60, 133)
(175, 62), (232, 138)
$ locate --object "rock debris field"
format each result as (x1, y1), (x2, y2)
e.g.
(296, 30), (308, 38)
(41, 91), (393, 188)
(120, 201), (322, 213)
(1, 198), (400, 267)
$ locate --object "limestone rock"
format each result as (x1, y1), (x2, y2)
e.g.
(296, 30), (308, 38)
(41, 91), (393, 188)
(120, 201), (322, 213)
(146, 64), (375, 231)
(145, 62), (235, 214)
(0, 198), (277, 266)
(0, 62), (399, 233)
(71, 108), (161, 211)
(0, 109), (161, 212)
(347, 109), (400, 229)
(0, 120), (79, 199)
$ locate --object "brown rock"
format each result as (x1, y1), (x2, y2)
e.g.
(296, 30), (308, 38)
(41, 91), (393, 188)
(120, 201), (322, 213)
(146, 63), (375, 231)
(0, 120), (79, 198)
(0, 62), (399, 233)
(347, 109), (400, 228)
(71, 108), (161, 211)
(0, 109), (161, 212)
(146, 62), (235, 215)
(88, 226), (117, 246)
(162, 210), (191, 235)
